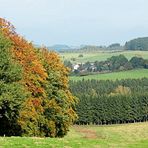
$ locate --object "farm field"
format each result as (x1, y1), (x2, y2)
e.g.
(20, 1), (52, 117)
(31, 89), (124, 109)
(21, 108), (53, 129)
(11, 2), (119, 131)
(70, 69), (148, 81)
(60, 50), (148, 63)
(0, 122), (148, 148)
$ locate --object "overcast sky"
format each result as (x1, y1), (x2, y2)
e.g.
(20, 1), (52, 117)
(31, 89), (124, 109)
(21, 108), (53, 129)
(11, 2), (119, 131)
(0, 0), (148, 46)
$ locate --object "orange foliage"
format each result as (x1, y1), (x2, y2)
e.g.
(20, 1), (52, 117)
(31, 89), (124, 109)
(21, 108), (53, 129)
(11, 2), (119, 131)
(11, 35), (47, 95)
(0, 18), (47, 96)
(0, 17), (16, 36)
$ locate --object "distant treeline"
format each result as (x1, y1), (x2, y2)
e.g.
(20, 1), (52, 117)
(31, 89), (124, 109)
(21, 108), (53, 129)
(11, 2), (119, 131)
(125, 37), (148, 51)
(70, 78), (148, 125)
(60, 44), (124, 53)
(60, 37), (148, 53)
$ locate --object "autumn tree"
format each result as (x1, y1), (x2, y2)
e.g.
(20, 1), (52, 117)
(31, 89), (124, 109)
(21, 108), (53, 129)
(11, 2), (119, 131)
(38, 48), (78, 137)
(0, 18), (77, 137)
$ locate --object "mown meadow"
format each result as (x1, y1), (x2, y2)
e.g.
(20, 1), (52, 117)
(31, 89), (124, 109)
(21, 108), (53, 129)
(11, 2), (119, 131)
(70, 69), (148, 81)
(0, 122), (148, 148)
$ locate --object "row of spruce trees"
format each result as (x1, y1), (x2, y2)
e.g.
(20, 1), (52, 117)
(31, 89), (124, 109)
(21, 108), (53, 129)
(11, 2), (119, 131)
(70, 78), (148, 125)
(0, 18), (77, 137)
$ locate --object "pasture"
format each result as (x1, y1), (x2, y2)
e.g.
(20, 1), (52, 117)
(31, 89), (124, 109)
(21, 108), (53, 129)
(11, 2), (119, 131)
(60, 50), (148, 63)
(0, 122), (148, 148)
(70, 69), (148, 81)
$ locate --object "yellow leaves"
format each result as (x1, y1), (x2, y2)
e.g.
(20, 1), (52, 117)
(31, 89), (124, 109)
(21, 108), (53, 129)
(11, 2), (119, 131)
(46, 120), (56, 137)
(40, 48), (70, 90)
(21, 97), (44, 114)
(109, 85), (131, 96)
(47, 98), (62, 113)
(39, 48), (78, 130)
(65, 90), (78, 104)
(66, 107), (78, 123)
(18, 97), (45, 135)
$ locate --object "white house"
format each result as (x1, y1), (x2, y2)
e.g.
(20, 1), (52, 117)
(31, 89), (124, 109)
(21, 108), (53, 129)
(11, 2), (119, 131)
(73, 64), (80, 70)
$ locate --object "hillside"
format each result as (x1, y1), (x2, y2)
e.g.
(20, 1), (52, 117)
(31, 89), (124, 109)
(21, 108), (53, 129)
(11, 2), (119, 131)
(48, 44), (71, 51)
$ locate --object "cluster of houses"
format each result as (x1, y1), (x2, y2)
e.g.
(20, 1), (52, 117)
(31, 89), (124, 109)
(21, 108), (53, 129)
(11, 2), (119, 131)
(72, 62), (97, 73)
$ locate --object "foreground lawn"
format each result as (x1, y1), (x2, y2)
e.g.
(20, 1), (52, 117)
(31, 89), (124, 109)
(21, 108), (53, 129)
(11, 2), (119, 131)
(0, 122), (148, 148)
(70, 69), (148, 81)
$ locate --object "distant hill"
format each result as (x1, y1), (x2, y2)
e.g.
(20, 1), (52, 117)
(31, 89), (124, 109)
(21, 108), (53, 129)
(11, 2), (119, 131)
(34, 44), (79, 52)
(60, 44), (124, 53)
(125, 37), (148, 51)
(79, 45), (106, 52)
(48, 44), (71, 51)
(35, 37), (148, 52)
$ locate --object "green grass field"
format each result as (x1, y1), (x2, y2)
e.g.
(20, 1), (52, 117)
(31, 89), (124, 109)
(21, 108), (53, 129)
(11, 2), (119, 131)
(60, 50), (148, 63)
(0, 122), (148, 148)
(70, 69), (148, 81)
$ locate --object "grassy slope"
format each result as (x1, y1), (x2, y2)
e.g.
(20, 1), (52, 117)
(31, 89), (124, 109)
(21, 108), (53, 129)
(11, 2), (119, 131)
(70, 69), (148, 81)
(0, 122), (148, 148)
(61, 50), (148, 63)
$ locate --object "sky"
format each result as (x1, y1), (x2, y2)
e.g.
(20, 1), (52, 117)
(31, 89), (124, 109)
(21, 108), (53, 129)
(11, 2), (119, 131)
(0, 0), (148, 46)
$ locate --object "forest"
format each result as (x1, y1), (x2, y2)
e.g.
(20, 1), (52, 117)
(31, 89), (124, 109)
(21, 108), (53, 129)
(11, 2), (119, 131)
(70, 78), (148, 125)
(125, 37), (148, 51)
